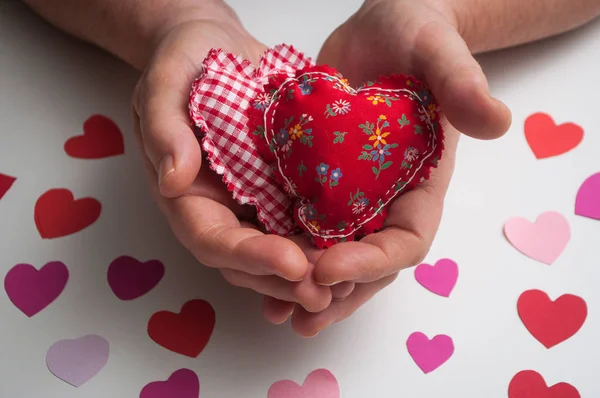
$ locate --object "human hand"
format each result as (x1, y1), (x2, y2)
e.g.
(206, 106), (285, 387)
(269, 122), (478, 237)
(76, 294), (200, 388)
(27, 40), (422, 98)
(264, 0), (512, 336)
(130, 1), (337, 316)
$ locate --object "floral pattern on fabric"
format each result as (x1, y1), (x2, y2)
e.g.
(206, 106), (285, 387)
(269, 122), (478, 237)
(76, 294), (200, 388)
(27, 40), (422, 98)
(249, 65), (445, 248)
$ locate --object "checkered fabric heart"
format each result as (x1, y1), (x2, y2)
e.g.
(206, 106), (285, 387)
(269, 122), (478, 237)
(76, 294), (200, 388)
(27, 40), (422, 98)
(188, 44), (313, 235)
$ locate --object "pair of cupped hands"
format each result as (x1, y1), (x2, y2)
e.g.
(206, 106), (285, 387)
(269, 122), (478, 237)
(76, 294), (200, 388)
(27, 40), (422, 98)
(132, 0), (511, 337)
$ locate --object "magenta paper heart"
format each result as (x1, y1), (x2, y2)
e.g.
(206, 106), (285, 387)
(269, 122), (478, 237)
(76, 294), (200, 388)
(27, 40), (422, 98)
(4, 261), (68, 317)
(140, 368), (200, 398)
(268, 369), (340, 398)
(406, 332), (454, 374)
(46, 334), (109, 387)
(504, 211), (570, 265)
(414, 258), (458, 297)
(107, 255), (164, 300)
(575, 172), (600, 220)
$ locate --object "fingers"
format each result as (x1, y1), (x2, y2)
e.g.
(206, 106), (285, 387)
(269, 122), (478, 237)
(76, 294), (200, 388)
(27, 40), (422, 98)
(164, 194), (308, 281)
(221, 264), (332, 313)
(291, 274), (398, 337)
(262, 296), (295, 325)
(331, 282), (356, 301)
(133, 48), (203, 198)
(411, 21), (512, 139)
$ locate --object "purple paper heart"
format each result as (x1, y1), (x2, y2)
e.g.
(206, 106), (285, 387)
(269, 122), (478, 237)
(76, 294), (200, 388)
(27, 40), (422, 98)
(140, 368), (200, 398)
(46, 334), (110, 387)
(4, 261), (69, 317)
(576, 172), (600, 220)
(414, 258), (458, 297)
(107, 255), (164, 300)
(406, 332), (454, 374)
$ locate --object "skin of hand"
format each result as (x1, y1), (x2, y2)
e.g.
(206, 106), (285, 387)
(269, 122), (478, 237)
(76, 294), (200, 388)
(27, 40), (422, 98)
(129, 1), (355, 319)
(262, 0), (514, 337)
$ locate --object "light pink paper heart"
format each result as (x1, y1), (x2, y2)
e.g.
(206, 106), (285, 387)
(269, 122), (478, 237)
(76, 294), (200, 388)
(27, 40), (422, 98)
(406, 332), (454, 374)
(107, 255), (164, 301)
(268, 369), (340, 398)
(140, 368), (199, 398)
(46, 334), (109, 387)
(504, 211), (570, 265)
(575, 172), (600, 220)
(4, 261), (69, 317)
(414, 258), (458, 297)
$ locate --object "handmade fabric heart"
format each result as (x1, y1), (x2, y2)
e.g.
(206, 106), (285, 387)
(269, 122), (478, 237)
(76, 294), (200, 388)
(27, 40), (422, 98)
(189, 44), (314, 236)
(250, 65), (444, 247)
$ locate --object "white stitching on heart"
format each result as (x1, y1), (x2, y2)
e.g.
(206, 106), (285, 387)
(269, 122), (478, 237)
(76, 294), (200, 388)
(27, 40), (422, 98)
(263, 71), (440, 239)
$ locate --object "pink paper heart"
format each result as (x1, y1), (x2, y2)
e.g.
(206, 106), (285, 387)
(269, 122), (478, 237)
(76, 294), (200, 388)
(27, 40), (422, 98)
(46, 334), (109, 387)
(4, 261), (69, 317)
(504, 211), (570, 265)
(575, 172), (600, 220)
(268, 369), (340, 398)
(107, 255), (164, 300)
(140, 368), (200, 398)
(414, 258), (458, 297)
(406, 332), (454, 374)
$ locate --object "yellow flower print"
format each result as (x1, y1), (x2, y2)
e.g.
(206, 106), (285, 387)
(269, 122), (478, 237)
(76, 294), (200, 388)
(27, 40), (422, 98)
(368, 127), (391, 148)
(340, 78), (350, 86)
(426, 103), (438, 120)
(309, 220), (321, 231)
(367, 95), (386, 105)
(406, 79), (412, 86)
(379, 114), (387, 120)
(289, 124), (303, 140)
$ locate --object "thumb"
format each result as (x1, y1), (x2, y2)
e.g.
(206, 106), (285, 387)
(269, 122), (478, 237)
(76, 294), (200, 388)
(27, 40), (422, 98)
(412, 22), (512, 140)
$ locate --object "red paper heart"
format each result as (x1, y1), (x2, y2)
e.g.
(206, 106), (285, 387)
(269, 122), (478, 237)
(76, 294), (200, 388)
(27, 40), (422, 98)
(251, 65), (443, 247)
(34, 189), (102, 239)
(147, 299), (215, 358)
(517, 289), (587, 348)
(64, 115), (124, 159)
(508, 370), (580, 398)
(525, 113), (583, 159)
(0, 173), (16, 200)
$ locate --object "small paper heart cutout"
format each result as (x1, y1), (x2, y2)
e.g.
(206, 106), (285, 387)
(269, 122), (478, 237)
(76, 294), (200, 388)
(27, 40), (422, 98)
(0, 173), (16, 200)
(524, 112), (583, 159)
(414, 258), (458, 297)
(140, 368), (200, 398)
(4, 261), (69, 317)
(268, 369), (340, 398)
(517, 289), (587, 348)
(575, 172), (600, 220)
(504, 211), (570, 265)
(46, 334), (109, 387)
(34, 188), (101, 239)
(107, 256), (164, 301)
(406, 332), (454, 374)
(64, 114), (124, 159)
(508, 370), (580, 398)
(147, 299), (216, 358)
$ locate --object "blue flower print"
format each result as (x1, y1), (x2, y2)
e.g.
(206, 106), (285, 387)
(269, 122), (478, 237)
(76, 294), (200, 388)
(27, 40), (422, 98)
(316, 163), (329, 175)
(276, 127), (289, 146)
(370, 144), (392, 163)
(299, 81), (313, 95)
(304, 205), (318, 221)
(330, 168), (343, 183)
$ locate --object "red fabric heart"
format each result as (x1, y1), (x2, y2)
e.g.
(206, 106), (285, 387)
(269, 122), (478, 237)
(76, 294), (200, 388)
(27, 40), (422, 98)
(147, 299), (215, 358)
(517, 289), (587, 348)
(0, 173), (16, 200)
(34, 188), (102, 239)
(64, 115), (124, 159)
(189, 45), (314, 236)
(508, 370), (580, 398)
(250, 65), (443, 247)
(525, 112), (584, 159)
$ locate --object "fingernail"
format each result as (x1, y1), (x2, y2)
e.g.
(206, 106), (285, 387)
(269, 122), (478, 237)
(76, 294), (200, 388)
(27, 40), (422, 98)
(158, 154), (175, 187)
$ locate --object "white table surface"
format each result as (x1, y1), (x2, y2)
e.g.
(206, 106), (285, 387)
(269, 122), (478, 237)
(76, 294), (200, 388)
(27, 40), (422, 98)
(1, 1), (599, 397)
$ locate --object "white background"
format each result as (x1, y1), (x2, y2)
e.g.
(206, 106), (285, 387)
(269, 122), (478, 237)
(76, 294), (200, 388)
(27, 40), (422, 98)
(1, 1), (599, 397)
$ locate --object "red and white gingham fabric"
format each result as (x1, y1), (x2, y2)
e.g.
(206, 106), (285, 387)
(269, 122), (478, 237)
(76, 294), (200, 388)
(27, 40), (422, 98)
(188, 44), (314, 235)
